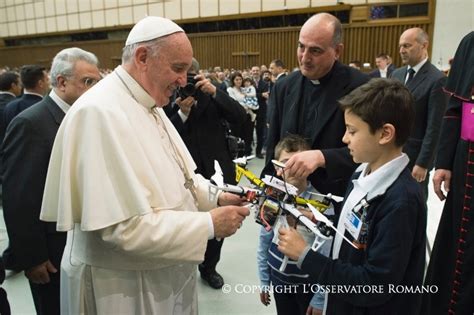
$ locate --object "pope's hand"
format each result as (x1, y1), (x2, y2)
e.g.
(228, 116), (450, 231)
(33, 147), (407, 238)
(211, 205), (250, 238)
(218, 191), (247, 206)
(25, 260), (58, 284)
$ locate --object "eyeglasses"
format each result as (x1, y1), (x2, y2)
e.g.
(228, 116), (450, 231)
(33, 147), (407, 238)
(81, 77), (100, 88)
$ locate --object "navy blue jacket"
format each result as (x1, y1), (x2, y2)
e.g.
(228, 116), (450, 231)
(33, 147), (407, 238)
(301, 167), (426, 314)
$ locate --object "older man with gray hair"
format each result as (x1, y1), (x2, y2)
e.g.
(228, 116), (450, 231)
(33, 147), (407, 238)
(391, 27), (447, 200)
(1, 47), (100, 315)
(40, 17), (249, 314)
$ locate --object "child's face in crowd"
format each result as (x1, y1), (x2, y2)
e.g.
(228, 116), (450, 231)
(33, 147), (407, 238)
(244, 80), (251, 87)
(342, 110), (382, 166)
(277, 150), (307, 192)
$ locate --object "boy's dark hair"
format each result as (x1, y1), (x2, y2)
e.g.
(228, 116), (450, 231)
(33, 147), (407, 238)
(339, 78), (415, 147)
(0, 71), (19, 91)
(274, 134), (311, 160)
(20, 65), (46, 90)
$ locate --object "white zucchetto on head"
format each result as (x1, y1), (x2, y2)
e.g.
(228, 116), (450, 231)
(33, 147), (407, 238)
(125, 16), (184, 46)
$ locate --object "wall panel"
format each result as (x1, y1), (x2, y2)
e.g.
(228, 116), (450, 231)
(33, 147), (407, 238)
(0, 16), (431, 72)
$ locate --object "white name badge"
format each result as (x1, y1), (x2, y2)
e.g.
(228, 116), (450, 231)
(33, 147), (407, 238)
(343, 211), (362, 240)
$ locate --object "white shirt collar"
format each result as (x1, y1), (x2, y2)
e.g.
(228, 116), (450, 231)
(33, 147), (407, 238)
(276, 72), (285, 80)
(310, 79), (320, 85)
(49, 89), (71, 114)
(0, 91), (16, 97)
(408, 57), (428, 76)
(353, 153), (409, 200)
(332, 153), (409, 259)
(23, 90), (44, 98)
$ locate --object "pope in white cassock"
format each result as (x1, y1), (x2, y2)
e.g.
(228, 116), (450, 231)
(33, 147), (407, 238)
(40, 16), (250, 314)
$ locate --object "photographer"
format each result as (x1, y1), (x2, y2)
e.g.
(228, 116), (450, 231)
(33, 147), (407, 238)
(166, 58), (247, 289)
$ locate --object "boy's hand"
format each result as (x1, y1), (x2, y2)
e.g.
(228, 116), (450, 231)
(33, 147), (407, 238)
(259, 291), (271, 306)
(280, 150), (325, 179)
(433, 169), (451, 201)
(277, 227), (307, 260)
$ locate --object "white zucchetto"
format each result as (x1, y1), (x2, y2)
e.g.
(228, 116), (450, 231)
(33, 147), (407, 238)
(126, 16), (184, 46)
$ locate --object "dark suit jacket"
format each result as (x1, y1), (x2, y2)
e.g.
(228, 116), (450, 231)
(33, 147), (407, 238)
(1, 96), (66, 271)
(263, 62), (369, 197)
(167, 89), (247, 184)
(2, 93), (42, 142)
(301, 168), (426, 314)
(391, 61), (448, 170)
(0, 93), (15, 142)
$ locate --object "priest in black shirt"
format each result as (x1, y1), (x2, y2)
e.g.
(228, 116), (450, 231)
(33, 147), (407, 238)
(262, 13), (369, 198)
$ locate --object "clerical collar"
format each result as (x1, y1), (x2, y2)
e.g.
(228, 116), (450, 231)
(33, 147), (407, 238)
(306, 61), (337, 86)
(114, 66), (155, 110)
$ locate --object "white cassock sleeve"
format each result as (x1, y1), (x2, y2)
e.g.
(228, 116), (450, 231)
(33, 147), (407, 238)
(97, 208), (210, 263)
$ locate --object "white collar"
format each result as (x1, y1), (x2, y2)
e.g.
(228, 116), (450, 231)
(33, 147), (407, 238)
(332, 153), (409, 259)
(276, 72), (285, 80)
(353, 153), (409, 200)
(310, 79), (320, 85)
(0, 91), (16, 97)
(23, 90), (44, 98)
(408, 57), (428, 75)
(49, 89), (71, 114)
(114, 66), (155, 110)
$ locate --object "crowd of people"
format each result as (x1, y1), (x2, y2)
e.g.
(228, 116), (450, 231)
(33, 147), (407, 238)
(0, 12), (472, 315)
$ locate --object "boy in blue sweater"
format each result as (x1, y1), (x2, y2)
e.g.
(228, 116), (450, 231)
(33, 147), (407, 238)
(257, 134), (333, 315)
(278, 79), (426, 314)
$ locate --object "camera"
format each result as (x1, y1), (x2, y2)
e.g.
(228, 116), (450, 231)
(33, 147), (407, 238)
(177, 73), (198, 99)
(226, 134), (246, 159)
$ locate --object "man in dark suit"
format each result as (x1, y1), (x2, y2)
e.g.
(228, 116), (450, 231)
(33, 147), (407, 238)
(369, 53), (394, 78)
(263, 13), (369, 201)
(166, 58), (247, 289)
(2, 65), (50, 136)
(0, 71), (22, 141)
(391, 27), (448, 199)
(1, 47), (100, 315)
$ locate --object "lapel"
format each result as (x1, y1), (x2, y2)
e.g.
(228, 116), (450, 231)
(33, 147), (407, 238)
(394, 66), (408, 82)
(406, 61), (430, 92)
(44, 95), (65, 126)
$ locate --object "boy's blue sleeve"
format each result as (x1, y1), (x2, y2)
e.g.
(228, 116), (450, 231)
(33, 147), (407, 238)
(310, 292), (325, 311)
(257, 226), (273, 287)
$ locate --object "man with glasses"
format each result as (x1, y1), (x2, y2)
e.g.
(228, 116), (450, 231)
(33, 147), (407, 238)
(1, 47), (100, 315)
